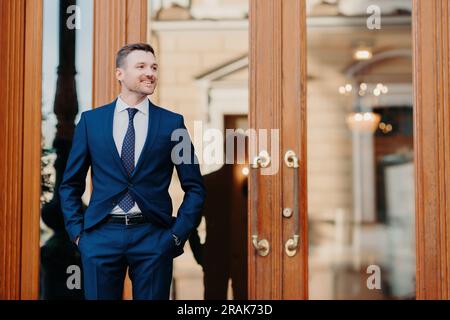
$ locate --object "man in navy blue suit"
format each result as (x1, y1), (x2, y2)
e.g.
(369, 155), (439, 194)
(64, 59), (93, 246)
(59, 43), (206, 300)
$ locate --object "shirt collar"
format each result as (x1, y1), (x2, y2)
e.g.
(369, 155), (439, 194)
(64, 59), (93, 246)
(116, 96), (148, 115)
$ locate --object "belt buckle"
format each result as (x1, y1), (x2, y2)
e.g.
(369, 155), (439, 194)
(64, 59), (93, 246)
(125, 215), (131, 226)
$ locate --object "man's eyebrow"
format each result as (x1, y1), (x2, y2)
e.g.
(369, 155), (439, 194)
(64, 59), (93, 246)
(135, 62), (158, 67)
(136, 61), (158, 66)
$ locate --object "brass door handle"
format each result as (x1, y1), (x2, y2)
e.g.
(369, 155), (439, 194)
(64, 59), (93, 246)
(284, 150), (300, 257)
(251, 150), (270, 257)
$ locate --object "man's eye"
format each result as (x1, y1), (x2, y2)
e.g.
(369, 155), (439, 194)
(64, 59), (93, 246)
(137, 65), (144, 69)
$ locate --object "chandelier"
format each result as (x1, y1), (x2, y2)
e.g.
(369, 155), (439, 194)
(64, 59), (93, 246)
(339, 82), (388, 133)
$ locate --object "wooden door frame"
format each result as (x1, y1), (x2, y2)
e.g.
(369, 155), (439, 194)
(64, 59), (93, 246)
(248, 0), (450, 300)
(0, 0), (42, 299)
(412, 0), (450, 299)
(21, 0), (43, 300)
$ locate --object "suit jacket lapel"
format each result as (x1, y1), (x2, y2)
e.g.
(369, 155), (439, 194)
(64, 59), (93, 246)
(131, 99), (161, 178)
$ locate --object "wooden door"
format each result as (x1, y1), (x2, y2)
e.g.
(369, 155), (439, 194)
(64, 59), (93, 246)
(248, 0), (308, 299)
(248, 0), (450, 300)
(413, 0), (450, 299)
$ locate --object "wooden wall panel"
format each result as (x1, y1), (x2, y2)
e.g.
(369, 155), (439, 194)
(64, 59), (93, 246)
(0, 0), (25, 300)
(413, 0), (450, 299)
(0, 0), (42, 300)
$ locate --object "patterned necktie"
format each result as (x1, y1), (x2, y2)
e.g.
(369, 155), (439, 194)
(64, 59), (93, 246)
(118, 107), (139, 212)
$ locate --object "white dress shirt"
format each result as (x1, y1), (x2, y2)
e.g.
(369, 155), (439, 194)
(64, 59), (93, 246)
(109, 96), (149, 215)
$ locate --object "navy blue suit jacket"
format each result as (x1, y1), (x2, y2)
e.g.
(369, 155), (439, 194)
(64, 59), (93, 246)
(59, 99), (206, 257)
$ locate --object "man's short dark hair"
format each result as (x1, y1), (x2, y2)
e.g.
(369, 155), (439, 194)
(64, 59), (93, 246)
(116, 43), (155, 68)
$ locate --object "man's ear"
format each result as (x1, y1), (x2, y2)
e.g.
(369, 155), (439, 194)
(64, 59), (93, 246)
(115, 67), (123, 83)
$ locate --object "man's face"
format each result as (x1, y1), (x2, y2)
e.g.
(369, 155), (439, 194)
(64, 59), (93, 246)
(116, 50), (158, 96)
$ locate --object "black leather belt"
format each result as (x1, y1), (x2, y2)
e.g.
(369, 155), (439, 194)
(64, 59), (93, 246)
(106, 213), (147, 225)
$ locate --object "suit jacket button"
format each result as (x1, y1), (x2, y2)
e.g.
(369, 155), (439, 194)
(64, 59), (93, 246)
(112, 201), (116, 205)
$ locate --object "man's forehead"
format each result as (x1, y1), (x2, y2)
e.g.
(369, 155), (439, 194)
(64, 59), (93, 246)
(127, 50), (157, 64)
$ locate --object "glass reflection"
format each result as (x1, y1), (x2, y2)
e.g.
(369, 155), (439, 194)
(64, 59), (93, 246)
(40, 0), (92, 299)
(306, 0), (415, 299)
(148, 0), (249, 299)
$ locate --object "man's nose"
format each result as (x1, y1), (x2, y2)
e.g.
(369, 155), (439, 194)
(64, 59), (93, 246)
(144, 68), (155, 79)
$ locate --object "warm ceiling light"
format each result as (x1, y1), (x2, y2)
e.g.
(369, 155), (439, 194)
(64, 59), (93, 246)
(346, 112), (381, 133)
(345, 84), (353, 92)
(353, 48), (373, 61)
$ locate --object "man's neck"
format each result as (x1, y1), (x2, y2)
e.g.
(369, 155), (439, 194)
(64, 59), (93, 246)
(119, 92), (147, 107)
